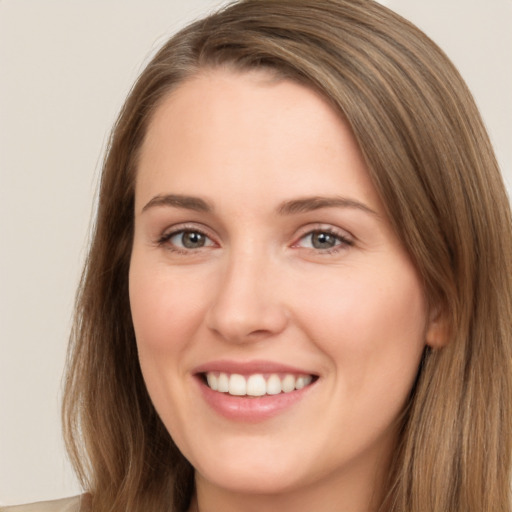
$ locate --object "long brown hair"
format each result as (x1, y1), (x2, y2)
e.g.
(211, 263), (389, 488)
(63, 1), (512, 510)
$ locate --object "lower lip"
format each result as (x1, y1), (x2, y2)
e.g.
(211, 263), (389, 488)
(196, 377), (316, 422)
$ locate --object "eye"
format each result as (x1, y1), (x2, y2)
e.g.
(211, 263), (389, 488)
(295, 229), (353, 251)
(159, 229), (215, 251)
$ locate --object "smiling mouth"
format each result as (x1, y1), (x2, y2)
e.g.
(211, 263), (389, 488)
(201, 372), (318, 397)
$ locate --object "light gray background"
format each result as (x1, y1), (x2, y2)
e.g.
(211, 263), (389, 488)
(1, 0), (511, 505)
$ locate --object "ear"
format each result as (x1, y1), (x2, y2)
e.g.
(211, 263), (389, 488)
(425, 305), (450, 349)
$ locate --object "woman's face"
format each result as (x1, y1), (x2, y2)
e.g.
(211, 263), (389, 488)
(130, 69), (431, 507)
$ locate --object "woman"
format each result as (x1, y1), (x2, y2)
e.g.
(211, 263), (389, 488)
(5, 0), (511, 511)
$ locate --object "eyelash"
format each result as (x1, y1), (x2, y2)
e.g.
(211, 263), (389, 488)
(156, 226), (353, 255)
(157, 225), (215, 254)
(293, 227), (354, 255)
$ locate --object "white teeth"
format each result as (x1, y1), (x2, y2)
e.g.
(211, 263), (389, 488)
(205, 372), (314, 396)
(295, 376), (306, 389)
(247, 374), (266, 396)
(282, 374), (296, 393)
(206, 373), (218, 391)
(229, 374), (247, 395)
(266, 374), (282, 395)
(217, 373), (229, 393)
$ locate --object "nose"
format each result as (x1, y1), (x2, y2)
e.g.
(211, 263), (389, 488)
(205, 249), (289, 343)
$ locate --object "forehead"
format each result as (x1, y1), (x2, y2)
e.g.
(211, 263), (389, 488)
(135, 68), (382, 215)
(141, 68), (344, 156)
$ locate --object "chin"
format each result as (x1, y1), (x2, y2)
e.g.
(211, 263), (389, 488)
(197, 462), (305, 495)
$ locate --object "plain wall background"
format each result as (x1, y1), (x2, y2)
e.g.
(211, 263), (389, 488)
(1, 0), (510, 505)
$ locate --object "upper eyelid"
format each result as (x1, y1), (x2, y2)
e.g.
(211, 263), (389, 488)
(156, 222), (354, 245)
(157, 224), (218, 248)
(161, 222), (215, 238)
(293, 224), (354, 241)
(294, 231), (352, 247)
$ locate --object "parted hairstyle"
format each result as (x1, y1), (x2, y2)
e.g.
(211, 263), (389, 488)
(62, 0), (512, 511)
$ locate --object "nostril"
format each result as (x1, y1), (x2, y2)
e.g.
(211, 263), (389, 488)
(206, 304), (290, 343)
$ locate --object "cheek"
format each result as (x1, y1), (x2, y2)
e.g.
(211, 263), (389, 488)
(128, 255), (211, 437)
(295, 260), (427, 400)
(301, 263), (425, 339)
(128, 259), (210, 355)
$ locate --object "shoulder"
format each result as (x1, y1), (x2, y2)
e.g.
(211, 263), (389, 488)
(1, 495), (88, 512)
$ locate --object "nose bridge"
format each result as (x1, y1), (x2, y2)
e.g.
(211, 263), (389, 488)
(206, 243), (288, 342)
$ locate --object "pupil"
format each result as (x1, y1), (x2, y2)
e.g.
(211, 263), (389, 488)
(182, 231), (205, 248)
(312, 232), (336, 249)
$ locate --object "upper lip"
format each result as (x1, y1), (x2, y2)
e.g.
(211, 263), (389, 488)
(192, 359), (317, 376)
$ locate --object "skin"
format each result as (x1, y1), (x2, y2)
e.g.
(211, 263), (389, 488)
(129, 69), (437, 512)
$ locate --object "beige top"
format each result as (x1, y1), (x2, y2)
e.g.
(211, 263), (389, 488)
(0, 496), (86, 512)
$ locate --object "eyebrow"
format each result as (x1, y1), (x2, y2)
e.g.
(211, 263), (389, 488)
(141, 193), (378, 217)
(142, 194), (213, 213)
(277, 196), (378, 217)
